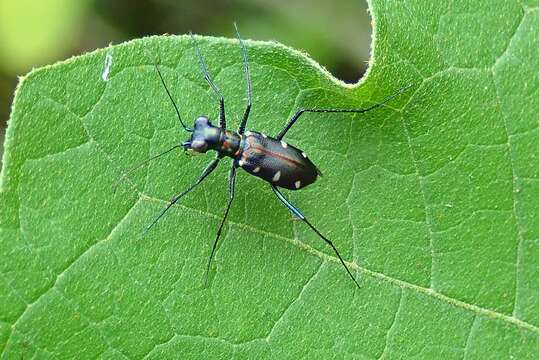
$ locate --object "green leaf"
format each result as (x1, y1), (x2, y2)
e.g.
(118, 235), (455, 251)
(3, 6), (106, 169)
(1, 1), (539, 358)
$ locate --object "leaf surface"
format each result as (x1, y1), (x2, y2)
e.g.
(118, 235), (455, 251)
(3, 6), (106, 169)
(1, 0), (539, 358)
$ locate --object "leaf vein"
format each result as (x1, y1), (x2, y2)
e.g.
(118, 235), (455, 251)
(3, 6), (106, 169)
(139, 192), (539, 335)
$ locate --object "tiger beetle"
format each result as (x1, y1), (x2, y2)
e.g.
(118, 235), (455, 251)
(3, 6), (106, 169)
(118, 24), (412, 289)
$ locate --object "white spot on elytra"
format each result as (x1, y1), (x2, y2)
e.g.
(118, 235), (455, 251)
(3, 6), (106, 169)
(238, 160), (244, 167)
(281, 141), (288, 148)
(301, 152), (308, 158)
(272, 171), (281, 182)
(253, 167), (260, 173)
(262, 133), (267, 138)
(295, 180), (301, 189)
(101, 52), (113, 81)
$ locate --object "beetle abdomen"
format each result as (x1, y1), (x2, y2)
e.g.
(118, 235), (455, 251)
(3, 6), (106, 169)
(236, 131), (320, 190)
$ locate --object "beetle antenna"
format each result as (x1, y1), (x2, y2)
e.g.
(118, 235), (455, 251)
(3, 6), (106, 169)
(144, 48), (192, 132)
(113, 144), (183, 192)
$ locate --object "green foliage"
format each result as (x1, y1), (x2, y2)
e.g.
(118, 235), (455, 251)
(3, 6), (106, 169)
(1, 0), (538, 358)
(0, 0), (90, 73)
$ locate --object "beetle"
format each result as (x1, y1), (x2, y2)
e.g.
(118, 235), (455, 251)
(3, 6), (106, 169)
(119, 25), (411, 289)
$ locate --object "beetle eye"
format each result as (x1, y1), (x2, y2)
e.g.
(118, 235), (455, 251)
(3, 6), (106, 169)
(191, 139), (208, 152)
(195, 116), (210, 128)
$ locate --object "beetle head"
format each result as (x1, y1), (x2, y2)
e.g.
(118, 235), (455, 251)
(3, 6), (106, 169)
(182, 116), (220, 154)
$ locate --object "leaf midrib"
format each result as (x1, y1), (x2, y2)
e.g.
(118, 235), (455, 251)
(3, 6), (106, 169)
(139, 191), (539, 335)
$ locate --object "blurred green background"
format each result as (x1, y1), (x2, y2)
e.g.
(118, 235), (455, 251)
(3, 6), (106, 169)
(0, 0), (371, 164)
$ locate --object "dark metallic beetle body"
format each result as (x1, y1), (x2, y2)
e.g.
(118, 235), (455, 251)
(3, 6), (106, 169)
(190, 117), (320, 190)
(238, 131), (321, 190)
(126, 25), (411, 289)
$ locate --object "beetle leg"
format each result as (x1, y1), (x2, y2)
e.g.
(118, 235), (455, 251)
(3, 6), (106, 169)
(205, 164), (237, 285)
(190, 33), (226, 129)
(143, 157), (221, 236)
(271, 185), (361, 289)
(235, 23), (253, 135)
(275, 84), (414, 140)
